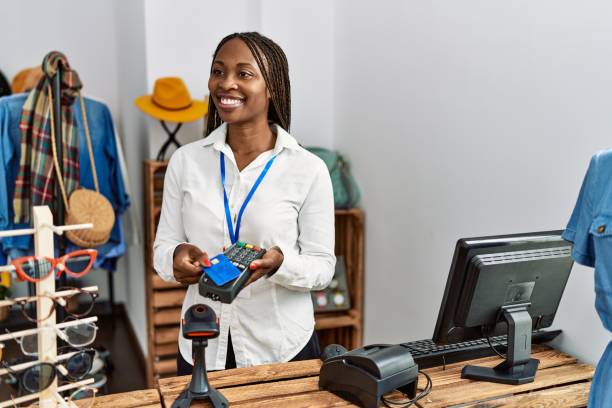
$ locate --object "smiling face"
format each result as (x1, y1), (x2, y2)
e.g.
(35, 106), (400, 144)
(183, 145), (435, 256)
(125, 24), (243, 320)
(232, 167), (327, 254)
(208, 38), (270, 126)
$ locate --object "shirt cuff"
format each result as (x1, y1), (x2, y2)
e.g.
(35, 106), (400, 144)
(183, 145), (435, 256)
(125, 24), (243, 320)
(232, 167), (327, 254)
(561, 228), (575, 243)
(266, 243), (299, 288)
(161, 242), (188, 283)
(571, 247), (595, 268)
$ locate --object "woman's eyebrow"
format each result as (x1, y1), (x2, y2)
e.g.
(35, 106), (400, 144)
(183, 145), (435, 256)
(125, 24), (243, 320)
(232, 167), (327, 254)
(213, 60), (256, 69)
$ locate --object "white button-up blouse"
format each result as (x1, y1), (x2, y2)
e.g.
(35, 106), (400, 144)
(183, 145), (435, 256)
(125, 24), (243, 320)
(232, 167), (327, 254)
(153, 123), (336, 369)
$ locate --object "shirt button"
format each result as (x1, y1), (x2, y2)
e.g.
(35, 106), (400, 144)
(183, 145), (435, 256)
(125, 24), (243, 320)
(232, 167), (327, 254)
(597, 225), (606, 233)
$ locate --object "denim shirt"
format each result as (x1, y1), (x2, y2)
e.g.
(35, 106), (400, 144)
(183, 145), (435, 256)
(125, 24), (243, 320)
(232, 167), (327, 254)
(0, 94), (130, 270)
(563, 149), (612, 407)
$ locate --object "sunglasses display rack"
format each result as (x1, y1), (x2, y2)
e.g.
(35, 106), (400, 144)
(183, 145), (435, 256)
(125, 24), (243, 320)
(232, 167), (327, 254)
(0, 206), (98, 408)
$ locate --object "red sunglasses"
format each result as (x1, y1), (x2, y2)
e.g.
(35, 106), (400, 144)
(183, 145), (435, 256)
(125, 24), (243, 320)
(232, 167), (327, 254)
(11, 249), (98, 283)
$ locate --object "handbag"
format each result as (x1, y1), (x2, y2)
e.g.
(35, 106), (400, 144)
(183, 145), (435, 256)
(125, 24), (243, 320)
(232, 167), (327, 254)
(306, 147), (361, 209)
(49, 90), (115, 248)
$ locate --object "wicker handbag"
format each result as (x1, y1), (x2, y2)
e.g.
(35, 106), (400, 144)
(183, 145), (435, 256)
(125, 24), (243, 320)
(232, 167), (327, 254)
(49, 90), (115, 247)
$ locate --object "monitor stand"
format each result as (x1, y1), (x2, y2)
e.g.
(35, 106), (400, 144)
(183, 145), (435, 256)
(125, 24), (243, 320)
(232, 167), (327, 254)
(172, 339), (229, 408)
(461, 303), (539, 385)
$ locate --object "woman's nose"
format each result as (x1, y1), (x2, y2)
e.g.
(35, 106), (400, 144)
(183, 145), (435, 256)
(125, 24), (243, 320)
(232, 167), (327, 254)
(219, 74), (238, 90)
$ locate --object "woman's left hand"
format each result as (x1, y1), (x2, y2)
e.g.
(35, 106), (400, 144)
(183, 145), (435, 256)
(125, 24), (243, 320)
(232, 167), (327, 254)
(244, 246), (284, 286)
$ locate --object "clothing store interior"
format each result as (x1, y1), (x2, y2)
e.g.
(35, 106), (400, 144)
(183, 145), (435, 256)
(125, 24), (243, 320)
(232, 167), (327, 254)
(0, 1), (611, 407)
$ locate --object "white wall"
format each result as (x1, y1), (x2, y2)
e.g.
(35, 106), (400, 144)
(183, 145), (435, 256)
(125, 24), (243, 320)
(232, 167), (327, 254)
(113, 0), (149, 356)
(333, 0), (611, 364)
(1, 1), (120, 121)
(260, 0), (335, 147)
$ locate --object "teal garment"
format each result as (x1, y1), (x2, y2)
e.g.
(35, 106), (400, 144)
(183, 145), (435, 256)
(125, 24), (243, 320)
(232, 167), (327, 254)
(563, 149), (612, 407)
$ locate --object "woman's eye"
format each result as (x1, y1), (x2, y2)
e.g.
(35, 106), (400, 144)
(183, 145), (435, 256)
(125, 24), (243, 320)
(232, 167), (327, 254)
(212, 68), (223, 76)
(239, 71), (253, 79)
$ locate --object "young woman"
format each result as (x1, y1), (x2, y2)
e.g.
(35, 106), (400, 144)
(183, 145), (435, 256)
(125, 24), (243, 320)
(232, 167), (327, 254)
(153, 32), (336, 374)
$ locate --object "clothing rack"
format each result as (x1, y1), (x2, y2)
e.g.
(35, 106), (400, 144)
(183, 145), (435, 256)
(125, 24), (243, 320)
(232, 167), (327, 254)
(48, 64), (115, 311)
(0, 206), (95, 408)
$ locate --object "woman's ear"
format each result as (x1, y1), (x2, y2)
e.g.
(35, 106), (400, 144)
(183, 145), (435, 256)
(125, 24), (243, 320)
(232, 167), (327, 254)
(267, 88), (271, 99)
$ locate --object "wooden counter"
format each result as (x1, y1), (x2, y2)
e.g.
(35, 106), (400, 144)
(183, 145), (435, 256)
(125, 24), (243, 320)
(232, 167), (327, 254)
(92, 389), (161, 408)
(157, 344), (594, 407)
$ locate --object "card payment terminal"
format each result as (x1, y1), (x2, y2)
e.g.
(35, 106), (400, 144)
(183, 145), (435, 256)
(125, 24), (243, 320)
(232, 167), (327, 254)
(198, 242), (266, 304)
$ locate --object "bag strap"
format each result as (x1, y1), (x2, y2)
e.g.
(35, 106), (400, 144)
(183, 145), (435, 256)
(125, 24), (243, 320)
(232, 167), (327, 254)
(48, 85), (70, 211)
(48, 86), (100, 212)
(78, 92), (100, 193)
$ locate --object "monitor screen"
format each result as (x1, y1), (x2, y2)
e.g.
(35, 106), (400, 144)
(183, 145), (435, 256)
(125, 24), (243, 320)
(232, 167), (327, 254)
(432, 231), (572, 345)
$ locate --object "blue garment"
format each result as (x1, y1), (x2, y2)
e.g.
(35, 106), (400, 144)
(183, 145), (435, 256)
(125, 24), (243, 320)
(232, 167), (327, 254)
(0, 94), (130, 271)
(563, 149), (612, 407)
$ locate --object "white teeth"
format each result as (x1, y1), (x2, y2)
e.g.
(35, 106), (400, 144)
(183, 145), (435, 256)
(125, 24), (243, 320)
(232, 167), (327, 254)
(220, 97), (243, 105)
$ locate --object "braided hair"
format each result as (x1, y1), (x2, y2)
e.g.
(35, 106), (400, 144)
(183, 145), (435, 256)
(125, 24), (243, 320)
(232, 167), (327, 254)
(205, 32), (291, 136)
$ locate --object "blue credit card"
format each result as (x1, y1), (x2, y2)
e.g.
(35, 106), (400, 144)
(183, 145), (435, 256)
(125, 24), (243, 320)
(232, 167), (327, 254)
(203, 254), (242, 286)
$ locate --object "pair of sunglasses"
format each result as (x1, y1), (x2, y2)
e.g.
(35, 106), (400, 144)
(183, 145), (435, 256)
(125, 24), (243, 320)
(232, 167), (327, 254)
(11, 249), (97, 283)
(6, 287), (98, 323)
(1, 349), (95, 394)
(7, 321), (98, 356)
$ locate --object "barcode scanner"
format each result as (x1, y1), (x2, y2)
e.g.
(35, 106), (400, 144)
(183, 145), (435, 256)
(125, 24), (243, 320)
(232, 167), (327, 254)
(171, 304), (228, 408)
(182, 304), (220, 340)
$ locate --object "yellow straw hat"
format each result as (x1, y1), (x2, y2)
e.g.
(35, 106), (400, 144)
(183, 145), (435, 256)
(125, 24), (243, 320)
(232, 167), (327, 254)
(135, 77), (208, 123)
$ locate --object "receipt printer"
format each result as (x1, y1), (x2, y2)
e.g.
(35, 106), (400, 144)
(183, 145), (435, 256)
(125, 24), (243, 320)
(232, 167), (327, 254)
(319, 344), (419, 408)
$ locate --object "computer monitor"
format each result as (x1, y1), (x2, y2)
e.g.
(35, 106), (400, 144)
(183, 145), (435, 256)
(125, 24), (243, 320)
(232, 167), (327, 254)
(432, 230), (573, 384)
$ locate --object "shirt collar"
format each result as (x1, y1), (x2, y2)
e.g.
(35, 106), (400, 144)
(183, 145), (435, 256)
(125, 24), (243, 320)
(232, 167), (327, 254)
(201, 123), (299, 154)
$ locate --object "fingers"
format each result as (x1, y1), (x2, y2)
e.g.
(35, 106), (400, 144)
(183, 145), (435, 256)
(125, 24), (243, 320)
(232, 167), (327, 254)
(179, 257), (202, 274)
(249, 257), (276, 271)
(178, 274), (201, 285)
(175, 260), (202, 285)
(245, 250), (283, 287)
(249, 249), (283, 272)
(187, 246), (211, 267)
(198, 252), (211, 268)
(173, 244), (208, 284)
(244, 270), (266, 287)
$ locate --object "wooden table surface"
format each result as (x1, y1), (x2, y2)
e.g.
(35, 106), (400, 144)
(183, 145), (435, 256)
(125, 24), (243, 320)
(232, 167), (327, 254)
(155, 344), (594, 407)
(92, 389), (161, 408)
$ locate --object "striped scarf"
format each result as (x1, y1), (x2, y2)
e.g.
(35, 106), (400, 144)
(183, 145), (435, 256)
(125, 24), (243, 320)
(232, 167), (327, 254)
(13, 51), (82, 224)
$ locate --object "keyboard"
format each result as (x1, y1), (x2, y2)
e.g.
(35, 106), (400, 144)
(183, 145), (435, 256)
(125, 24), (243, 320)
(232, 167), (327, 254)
(401, 330), (561, 369)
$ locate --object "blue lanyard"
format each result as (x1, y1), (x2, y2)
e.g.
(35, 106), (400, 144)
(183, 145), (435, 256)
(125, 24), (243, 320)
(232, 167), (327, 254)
(220, 152), (277, 244)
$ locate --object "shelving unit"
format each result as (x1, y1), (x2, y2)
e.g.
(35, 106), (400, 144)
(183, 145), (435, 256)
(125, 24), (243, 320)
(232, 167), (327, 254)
(143, 160), (364, 387)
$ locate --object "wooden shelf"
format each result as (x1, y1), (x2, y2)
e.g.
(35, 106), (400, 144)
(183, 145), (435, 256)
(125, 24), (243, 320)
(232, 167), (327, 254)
(155, 326), (180, 345)
(314, 310), (361, 330)
(155, 343), (179, 358)
(143, 160), (364, 386)
(153, 308), (182, 326)
(154, 358), (177, 376)
(152, 289), (186, 309)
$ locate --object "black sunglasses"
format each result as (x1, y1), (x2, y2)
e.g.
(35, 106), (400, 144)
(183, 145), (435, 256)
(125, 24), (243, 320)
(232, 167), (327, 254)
(1, 348), (94, 394)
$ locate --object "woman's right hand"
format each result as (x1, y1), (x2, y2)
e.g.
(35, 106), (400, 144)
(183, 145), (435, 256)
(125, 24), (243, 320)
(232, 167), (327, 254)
(172, 243), (211, 285)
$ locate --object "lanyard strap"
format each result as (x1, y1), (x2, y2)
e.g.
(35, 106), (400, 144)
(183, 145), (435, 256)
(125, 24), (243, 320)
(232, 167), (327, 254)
(221, 152), (277, 244)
